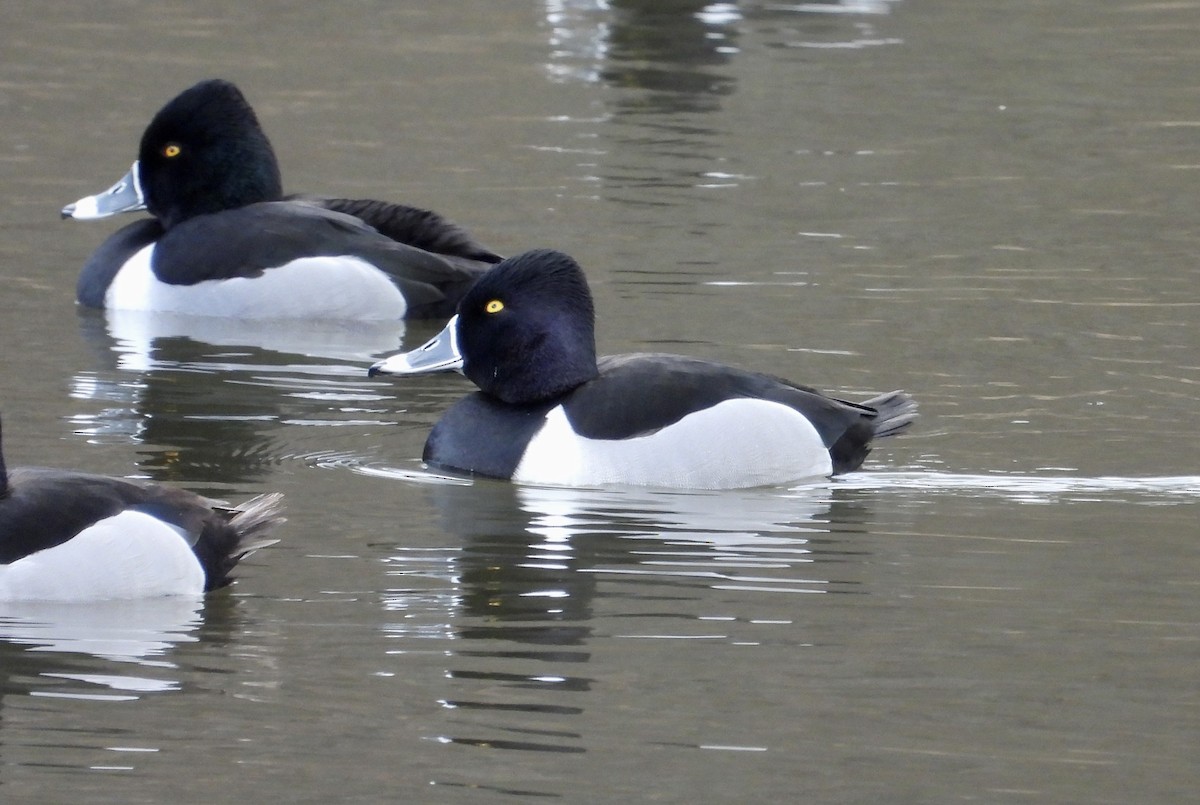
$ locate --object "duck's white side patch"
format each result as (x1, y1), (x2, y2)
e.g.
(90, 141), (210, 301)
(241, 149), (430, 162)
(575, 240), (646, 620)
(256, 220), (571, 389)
(106, 246), (407, 319)
(513, 398), (833, 489)
(0, 510), (205, 602)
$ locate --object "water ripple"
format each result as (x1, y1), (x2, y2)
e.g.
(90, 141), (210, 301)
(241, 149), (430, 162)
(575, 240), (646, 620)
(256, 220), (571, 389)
(838, 471), (1200, 503)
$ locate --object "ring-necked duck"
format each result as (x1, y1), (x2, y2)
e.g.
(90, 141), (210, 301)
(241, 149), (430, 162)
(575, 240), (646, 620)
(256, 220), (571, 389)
(0, 418), (283, 600)
(62, 79), (501, 319)
(368, 249), (918, 489)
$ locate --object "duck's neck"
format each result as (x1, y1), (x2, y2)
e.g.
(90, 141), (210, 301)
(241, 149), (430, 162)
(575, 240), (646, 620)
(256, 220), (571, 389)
(477, 350), (599, 406)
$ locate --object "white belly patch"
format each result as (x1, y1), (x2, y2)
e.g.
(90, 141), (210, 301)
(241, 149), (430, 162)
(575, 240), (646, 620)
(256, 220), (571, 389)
(512, 398), (833, 489)
(0, 510), (206, 602)
(105, 246), (408, 320)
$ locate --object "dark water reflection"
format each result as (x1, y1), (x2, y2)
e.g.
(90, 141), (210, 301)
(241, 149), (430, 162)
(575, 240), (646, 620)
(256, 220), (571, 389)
(414, 474), (853, 620)
(68, 308), (420, 490)
(0, 598), (202, 696)
(0, 593), (283, 797)
(361, 471), (875, 768)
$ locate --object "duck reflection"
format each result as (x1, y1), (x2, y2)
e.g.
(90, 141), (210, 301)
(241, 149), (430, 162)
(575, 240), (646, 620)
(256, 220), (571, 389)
(98, 308), (408, 369)
(427, 479), (862, 627)
(0, 594), (275, 777)
(428, 479), (848, 619)
(0, 595), (205, 764)
(545, 0), (739, 110)
(0, 597), (202, 672)
(71, 308), (424, 490)
(370, 468), (871, 760)
(541, 2), (906, 206)
(543, 1), (904, 95)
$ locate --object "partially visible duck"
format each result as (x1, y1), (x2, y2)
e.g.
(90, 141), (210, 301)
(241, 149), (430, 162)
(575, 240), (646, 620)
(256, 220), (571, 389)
(0, 417), (283, 601)
(62, 79), (501, 320)
(369, 249), (918, 489)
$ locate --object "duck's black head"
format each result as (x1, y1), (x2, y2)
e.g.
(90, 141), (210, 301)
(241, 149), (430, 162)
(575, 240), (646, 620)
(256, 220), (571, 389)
(138, 79), (283, 228)
(457, 249), (600, 405)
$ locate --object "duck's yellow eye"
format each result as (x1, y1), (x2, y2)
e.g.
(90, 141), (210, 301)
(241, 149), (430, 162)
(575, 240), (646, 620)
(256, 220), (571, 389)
(163, 143), (182, 158)
(485, 299), (504, 314)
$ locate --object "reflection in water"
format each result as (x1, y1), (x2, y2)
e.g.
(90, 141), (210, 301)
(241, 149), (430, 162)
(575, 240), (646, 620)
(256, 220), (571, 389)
(540, 1), (905, 213)
(511, 482), (841, 598)
(543, 1), (904, 92)
(759, 1), (904, 50)
(541, 0), (741, 210)
(544, 0), (739, 109)
(0, 596), (204, 778)
(69, 308), (410, 489)
(0, 594), (274, 781)
(364, 463), (1199, 775)
(99, 308), (407, 369)
(0, 602), (197, 782)
(544, 0), (612, 84)
(365, 467), (855, 766)
(0, 597), (201, 675)
(840, 470), (1200, 504)
(375, 473), (847, 628)
(601, 1), (739, 109)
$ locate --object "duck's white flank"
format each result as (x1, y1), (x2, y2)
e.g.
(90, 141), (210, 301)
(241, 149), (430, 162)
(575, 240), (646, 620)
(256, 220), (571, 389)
(512, 398), (833, 489)
(0, 510), (206, 602)
(105, 246), (408, 319)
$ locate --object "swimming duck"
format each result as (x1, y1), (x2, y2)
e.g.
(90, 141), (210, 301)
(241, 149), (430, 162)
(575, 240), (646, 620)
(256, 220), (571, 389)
(0, 417), (283, 600)
(62, 79), (501, 319)
(368, 249), (917, 489)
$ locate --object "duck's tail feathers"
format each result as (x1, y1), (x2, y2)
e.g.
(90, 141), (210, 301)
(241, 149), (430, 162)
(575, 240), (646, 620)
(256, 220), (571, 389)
(221, 492), (285, 560)
(862, 390), (919, 439)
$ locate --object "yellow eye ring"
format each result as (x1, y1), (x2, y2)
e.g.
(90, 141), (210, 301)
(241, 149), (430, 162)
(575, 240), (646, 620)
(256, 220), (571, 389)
(485, 299), (504, 314)
(163, 143), (182, 158)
